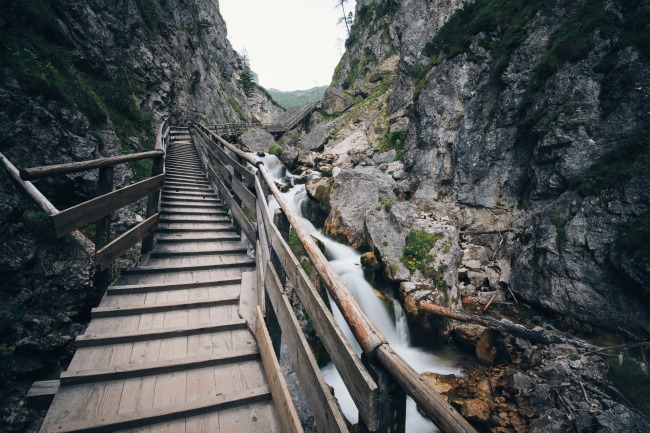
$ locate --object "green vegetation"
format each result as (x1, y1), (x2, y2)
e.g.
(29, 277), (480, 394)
(618, 212), (650, 260)
(288, 230), (303, 256)
(242, 204), (256, 222)
(569, 129), (649, 196)
(280, 130), (301, 146)
(236, 52), (256, 97)
(378, 130), (406, 161)
(267, 86), (327, 110)
(0, 0), (153, 152)
(342, 71), (395, 123)
(376, 199), (394, 212)
(348, 0), (399, 49)
(228, 97), (249, 122)
(606, 354), (650, 415)
(401, 229), (445, 282)
(268, 144), (283, 156)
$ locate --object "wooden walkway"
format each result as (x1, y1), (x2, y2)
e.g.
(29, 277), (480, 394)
(39, 128), (286, 432)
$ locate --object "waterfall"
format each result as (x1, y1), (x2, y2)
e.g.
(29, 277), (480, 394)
(258, 154), (460, 432)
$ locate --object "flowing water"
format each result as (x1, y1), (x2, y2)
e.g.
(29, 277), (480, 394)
(259, 154), (461, 432)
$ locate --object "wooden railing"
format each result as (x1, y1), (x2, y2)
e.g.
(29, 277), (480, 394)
(4, 120), (170, 288)
(191, 122), (478, 433)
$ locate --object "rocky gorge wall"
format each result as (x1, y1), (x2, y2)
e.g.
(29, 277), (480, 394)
(317, 0), (650, 336)
(0, 0), (279, 430)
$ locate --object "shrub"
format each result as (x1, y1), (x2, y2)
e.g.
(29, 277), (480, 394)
(401, 229), (444, 276)
(606, 354), (650, 415)
(268, 144), (282, 156)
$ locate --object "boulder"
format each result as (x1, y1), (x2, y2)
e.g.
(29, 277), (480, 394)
(299, 123), (332, 151)
(322, 87), (353, 115)
(323, 167), (397, 248)
(240, 127), (277, 153)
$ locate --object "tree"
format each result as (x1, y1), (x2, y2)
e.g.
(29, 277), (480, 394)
(237, 50), (256, 97)
(335, 0), (353, 36)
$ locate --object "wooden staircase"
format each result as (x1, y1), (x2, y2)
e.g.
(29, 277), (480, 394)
(38, 127), (287, 433)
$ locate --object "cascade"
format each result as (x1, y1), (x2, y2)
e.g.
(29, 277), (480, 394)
(259, 154), (460, 433)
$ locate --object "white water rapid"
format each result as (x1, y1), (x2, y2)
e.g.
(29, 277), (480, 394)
(259, 154), (461, 432)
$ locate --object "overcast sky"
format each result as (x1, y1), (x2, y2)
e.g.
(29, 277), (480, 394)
(219, 0), (356, 91)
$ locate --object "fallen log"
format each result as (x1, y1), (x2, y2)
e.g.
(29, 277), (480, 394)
(419, 302), (594, 349)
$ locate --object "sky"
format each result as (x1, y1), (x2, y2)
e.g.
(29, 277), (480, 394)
(219, 0), (356, 91)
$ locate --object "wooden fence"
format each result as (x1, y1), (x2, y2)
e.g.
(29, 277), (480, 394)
(191, 123), (478, 433)
(7, 120), (171, 289)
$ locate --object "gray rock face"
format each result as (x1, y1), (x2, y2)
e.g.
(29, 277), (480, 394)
(387, 0), (650, 334)
(299, 122), (333, 151)
(240, 127), (277, 153)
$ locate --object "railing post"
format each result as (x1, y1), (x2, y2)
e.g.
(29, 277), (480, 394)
(359, 354), (407, 433)
(141, 150), (165, 254)
(95, 166), (114, 292)
(264, 209), (290, 358)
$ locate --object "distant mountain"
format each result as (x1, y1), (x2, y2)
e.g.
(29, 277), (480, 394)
(268, 86), (328, 110)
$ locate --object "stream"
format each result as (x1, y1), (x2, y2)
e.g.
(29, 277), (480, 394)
(259, 154), (461, 432)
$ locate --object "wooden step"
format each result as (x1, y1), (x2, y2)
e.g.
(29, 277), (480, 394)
(91, 294), (240, 318)
(160, 208), (227, 216)
(163, 186), (214, 194)
(107, 277), (241, 295)
(123, 259), (253, 275)
(158, 216), (229, 223)
(161, 192), (219, 200)
(75, 319), (248, 347)
(44, 386), (271, 433)
(149, 247), (248, 258)
(155, 233), (241, 243)
(59, 347), (260, 386)
(156, 225), (234, 233)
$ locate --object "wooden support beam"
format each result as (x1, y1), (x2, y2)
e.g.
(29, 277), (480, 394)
(52, 174), (164, 237)
(95, 214), (159, 270)
(75, 319), (248, 347)
(255, 307), (305, 433)
(60, 348), (259, 386)
(43, 386), (271, 433)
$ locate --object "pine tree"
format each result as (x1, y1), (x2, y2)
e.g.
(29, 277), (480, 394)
(237, 50), (256, 97)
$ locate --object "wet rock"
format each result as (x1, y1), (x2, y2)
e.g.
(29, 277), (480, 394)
(305, 177), (333, 212)
(452, 323), (485, 352)
(460, 398), (490, 424)
(476, 329), (513, 365)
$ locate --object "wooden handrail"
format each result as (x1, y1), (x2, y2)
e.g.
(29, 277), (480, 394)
(191, 123), (478, 433)
(19, 150), (164, 180)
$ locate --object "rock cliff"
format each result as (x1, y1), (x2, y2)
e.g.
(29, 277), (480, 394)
(318, 0), (650, 336)
(0, 0), (278, 430)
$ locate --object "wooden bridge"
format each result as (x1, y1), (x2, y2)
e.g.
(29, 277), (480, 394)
(214, 101), (321, 137)
(3, 115), (478, 433)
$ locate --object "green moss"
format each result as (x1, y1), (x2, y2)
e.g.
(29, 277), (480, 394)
(569, 129), (649, 196)
(547, 209), (573, 246)
(288, 229), (303, 257)
(401, 229), (444, 277)
(376, 199), (394, 212)
(228, 97), (249, 122)
(268, 144), (282, 156)
(242, 205), (256, 222)
(618, 212), (650, 260)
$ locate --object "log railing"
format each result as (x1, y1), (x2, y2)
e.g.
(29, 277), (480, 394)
(6, 119), (170, 289)
(191, 122), (478, 433)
